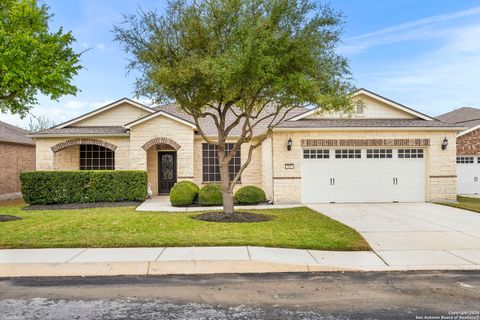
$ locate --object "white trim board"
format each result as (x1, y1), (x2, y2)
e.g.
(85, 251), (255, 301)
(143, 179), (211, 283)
(124, 110), (197, 129)
(457, 123), (480, 137)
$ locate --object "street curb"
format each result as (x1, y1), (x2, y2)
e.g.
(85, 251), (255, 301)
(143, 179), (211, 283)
(1, 260), (479, 277)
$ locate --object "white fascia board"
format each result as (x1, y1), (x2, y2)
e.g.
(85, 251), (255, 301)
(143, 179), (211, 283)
(273, 126), (464, 132)
(124, 111), (196, 129)
(457, 124), (480, 137)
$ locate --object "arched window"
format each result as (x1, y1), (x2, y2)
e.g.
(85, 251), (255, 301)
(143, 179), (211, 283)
(355, 100), (365, 115)
(80, 144), (115, 170)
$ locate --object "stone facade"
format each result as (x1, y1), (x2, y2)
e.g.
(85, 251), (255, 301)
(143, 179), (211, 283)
(0, 142), (35, 200)
(271, 130), (457, 203)
(74, 102), (151, 127)
(457, 128), (480, 155)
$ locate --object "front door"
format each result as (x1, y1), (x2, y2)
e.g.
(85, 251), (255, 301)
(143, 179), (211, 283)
(158, 152), (177, 194)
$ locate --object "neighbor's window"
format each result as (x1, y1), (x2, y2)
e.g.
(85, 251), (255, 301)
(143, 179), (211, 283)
(457, 156), (474, 164)
(202, 143), (241, 182)
(80, 144), (115, 170)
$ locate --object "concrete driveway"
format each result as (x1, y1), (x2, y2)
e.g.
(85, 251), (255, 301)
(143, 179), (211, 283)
(308, 203), (480, 268)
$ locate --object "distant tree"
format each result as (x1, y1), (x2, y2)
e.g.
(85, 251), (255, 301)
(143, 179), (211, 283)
(0, 0), (82, 117)
(114, 0), (353, 214)
(26, 114), (56, 133)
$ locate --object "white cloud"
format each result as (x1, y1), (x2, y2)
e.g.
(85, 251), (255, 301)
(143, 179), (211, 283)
(340, 6), (480, 55)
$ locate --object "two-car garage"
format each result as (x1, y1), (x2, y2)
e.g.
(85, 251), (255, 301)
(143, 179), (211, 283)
(301, 148), (426, 203)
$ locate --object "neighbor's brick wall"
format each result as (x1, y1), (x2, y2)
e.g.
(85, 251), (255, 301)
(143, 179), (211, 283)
(74, 102), (151, 127)
(35, 137), (130, 170)
(0, 142), (35, 199)
(271, 130), (457, 203)
(457, 128), (480, 155)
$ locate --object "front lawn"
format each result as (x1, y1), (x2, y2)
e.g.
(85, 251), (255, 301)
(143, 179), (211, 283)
(439, 195), (480, 213)
(0, 204), (369, 251)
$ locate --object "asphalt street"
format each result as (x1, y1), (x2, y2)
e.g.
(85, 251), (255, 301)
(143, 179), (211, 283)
(1, 271), (479, 320)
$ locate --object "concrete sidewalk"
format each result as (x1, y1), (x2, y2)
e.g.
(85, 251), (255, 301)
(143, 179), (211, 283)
(1, 246), (479, 277)
(136, 196), (301, 212)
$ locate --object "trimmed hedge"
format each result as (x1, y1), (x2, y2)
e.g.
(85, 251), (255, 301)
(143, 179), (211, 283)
(199, 184), (223, 206)
(170, 181), (199, 206)
(234, 185), (266, 205)
(20, 170), (148, 205)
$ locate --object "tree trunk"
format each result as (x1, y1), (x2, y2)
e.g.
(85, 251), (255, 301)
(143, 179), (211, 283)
(219, 160), (235, 214)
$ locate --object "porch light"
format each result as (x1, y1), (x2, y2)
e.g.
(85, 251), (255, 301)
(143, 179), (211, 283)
(287, 137), (293, 151)
(442, 137), (448, 150)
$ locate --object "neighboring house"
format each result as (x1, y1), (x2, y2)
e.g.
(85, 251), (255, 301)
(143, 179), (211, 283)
(438, 107), (480, 194)
(30, 88), (461, 203)
(0, 120), (36, 200)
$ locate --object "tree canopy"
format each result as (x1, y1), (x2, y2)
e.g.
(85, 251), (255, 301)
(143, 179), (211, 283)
(0, 0), (82, 117)
(114, 0), (354, 213)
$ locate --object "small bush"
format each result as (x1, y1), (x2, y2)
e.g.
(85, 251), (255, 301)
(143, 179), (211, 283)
(234, 186), (266, 205)
(199, 184), (223, 206)
(20, 170), (148, 205)
(170, 181), (199, 206)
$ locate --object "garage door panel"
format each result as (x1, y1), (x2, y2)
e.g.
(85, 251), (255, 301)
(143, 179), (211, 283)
(301, 148), (426, 203)
(457, 156), (480, 194)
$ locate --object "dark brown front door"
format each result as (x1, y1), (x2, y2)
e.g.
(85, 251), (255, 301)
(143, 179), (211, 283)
(158, 152), (177, 194)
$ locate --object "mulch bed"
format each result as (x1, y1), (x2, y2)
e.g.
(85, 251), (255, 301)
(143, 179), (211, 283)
(0, 215), (22, 222)
(192, 211), (274, 223)
(23, 201), (142, 211)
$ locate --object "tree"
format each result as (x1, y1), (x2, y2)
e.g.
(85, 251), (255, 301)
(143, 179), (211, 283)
(26, 114), (56, 133)
(0, 0), (82, 117)
(114, 0), (353, 214)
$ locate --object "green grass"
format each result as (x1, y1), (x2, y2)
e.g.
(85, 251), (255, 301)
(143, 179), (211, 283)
(439, 195), (480, 213)
(0, 203), (369, 251)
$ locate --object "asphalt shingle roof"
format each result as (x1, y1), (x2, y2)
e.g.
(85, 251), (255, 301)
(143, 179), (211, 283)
(437, 107), (480, 128)
(0, 120), (35, 145)
(276, 118), (461, 128)
(34, 126), (128, 135)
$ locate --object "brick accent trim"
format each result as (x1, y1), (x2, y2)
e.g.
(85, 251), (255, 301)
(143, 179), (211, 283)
(142, 137), (181, 151)
(178, 176), (194, 179)
(51, 138), (117, 152)
(301, 139), (430, 147)
(429, 175), (457, 178)
(273, 177), (301, 180)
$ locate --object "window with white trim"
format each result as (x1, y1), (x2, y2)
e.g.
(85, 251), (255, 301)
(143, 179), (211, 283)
(335, 149), (361, 159)
(366, 149), (393, 159)
(303, 149), (330, 159)
(457, 156), (474, 164)
(398, 149), (424, 159)
(355, 100), (365, 115)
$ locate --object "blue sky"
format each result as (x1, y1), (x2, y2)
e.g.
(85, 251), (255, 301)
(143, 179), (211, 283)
(2, 0), (480, 127)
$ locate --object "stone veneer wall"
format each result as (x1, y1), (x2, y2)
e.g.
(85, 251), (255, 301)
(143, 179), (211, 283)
(54, 145), (79, 170)
(271, 130), (457, 203)
(457, 128), (480, 155)
(35, 137), (130, 170)
(146, 146), (158, 194)
(129, 116), (194, 183)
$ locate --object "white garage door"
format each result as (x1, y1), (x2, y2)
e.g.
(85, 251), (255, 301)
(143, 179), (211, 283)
(301, 148), (426, 203)
(457, 156), (480, 194)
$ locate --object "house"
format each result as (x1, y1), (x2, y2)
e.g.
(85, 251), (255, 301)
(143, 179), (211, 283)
(29, 89), (461, 203)
(0, 120), (36, 200)
(438, 107), (480, 195)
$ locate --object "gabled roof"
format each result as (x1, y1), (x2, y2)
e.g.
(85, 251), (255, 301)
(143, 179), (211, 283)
(0, 120), (35, 146)
(124, 108), (197, 129)
(288, 88), (434, 121)
(54, 98), (156, 129)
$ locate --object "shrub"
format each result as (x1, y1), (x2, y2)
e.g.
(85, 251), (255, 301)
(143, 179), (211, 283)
(199, 184), (223, 206)
(20, 170), (148, 205)
(234, 186), (266, 205)
(170, 181), (199, 206)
